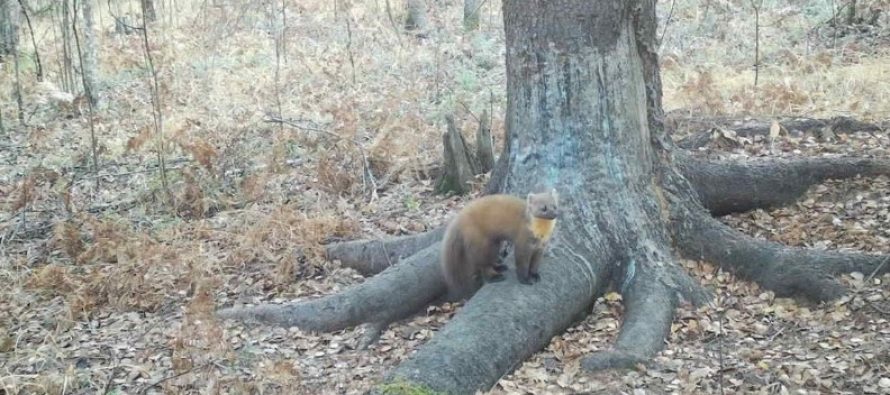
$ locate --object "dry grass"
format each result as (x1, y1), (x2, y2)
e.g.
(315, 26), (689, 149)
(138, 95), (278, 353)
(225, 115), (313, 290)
(1, 0), (889, 393)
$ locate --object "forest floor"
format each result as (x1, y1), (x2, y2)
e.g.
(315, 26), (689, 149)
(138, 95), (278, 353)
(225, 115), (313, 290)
(2, 0), (890, 394)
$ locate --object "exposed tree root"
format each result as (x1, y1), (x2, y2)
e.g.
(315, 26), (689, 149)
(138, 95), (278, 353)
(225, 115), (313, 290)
(218, 243), (444, 332)
(673, 206), (890, 303)
(325, 227), (445, 276)
(325, 156), (512, 277)
(216, 1), (890, 390)
(671, 116), (884, 149)
(679, 155), (890, 216)
(380, 244), (611, 394)
(581, 265), (678, 371)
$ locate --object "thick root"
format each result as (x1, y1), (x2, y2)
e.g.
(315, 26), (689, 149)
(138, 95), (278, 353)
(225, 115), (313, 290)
(582, 266), (678, 371)
(218, 243), (445, 332)
(672, 206), (890, 303)
(581, 350), (648, 371)
(678, 155), (890, 216)
(378, 244), (610, 394)
(325, 227), (446, 276)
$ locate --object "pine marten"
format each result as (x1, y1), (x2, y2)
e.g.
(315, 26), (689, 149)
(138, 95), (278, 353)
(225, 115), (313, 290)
(440, 190), (559, 298)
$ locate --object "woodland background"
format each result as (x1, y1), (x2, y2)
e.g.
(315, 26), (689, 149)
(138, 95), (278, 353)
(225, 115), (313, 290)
(1, 0), (890, 393)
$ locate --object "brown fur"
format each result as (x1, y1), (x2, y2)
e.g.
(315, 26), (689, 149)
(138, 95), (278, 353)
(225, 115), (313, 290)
(440, 190), (559, 298)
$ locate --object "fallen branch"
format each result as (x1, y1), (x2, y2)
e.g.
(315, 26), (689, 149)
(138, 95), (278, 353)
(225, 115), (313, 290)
(137, 362), (209, 395)
(671, 116), (884, 149)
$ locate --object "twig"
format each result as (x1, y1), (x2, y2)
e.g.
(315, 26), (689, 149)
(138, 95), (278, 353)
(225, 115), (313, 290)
(270, 0), (284, 135)
(17, 0), (44, 80)
(377, 239), (394, 268)
(102, 361), (121, 395)
(717, 307), (725, 395)
(71, 0), (101, 191)
(105, 0), (144, 33)
(11, 13), (25, 125)
(137, 362), (208, 394)
(383, 0), (403, 46)
(457, 100), (479, 123)
(339, 0), (356, 85)
(750, 0), (762, 87)
(659, 0), (676, 46)
(864, 299), (890, 316)
(434, 39), (440, 102)
(863, 256), (889, 285)
(80, 164), (188, 180)
(139, 0), (170, 197)
(109, 320), (161, 395)
(767, 326), (785, 341)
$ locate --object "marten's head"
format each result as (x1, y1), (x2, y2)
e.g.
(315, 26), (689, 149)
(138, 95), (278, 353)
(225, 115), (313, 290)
(526, 189), (559, 220)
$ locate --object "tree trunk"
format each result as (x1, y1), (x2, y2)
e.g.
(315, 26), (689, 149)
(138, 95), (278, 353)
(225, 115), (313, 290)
(436, 114), (480, 195)
(60, 0), (75, 92)
(463, 0), (481, 31)
(475, 109), (494, 173)
(6, 0), (24, 125)
(0, 0), (20, 60)
(404, 0), (428, 33)
(80, 0), (99, 107)
(140, 0), (155, 22)
(218, 1), (890, 393)
(379, 2), (703, 391)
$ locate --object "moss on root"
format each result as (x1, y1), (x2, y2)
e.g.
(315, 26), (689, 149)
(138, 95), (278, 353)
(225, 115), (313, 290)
(379, 379), (446, 395)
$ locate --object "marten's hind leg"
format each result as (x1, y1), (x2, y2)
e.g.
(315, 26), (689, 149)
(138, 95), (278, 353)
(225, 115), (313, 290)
(471, 240), (503, 283)
(492, 243), (508, 273)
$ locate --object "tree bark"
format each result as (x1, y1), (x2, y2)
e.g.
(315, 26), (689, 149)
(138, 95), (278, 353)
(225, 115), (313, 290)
(0, 0), (19, 60)
(80, 0), (99, 107)
(218, 1), (890, 393)
(8, 0), (24, 125)
(436, 114), (480, 195)
(404, 0), (428, 34)
(140, 0), (155, 22)
(463, 0), (481, 31)
(475, 109), (494, 174)
(679, 155), (890, 216)
(326, 227), (446, 276)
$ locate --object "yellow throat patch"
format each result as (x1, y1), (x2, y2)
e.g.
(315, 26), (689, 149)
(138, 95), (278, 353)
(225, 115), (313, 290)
(529, 217), (557, 242)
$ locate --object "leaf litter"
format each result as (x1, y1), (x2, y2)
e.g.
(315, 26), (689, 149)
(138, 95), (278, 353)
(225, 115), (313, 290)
(2, 0), (890, 394)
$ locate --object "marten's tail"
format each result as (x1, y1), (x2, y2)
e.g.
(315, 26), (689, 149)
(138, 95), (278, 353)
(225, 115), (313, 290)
(441, 222), (474, 300)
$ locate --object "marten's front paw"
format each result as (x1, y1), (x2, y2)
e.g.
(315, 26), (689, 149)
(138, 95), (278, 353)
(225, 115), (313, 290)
(488, 274), (506, 283)
(493, 263), (509, 273)
(518, 276), (533, 285)
(529, 273), (540, 283)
